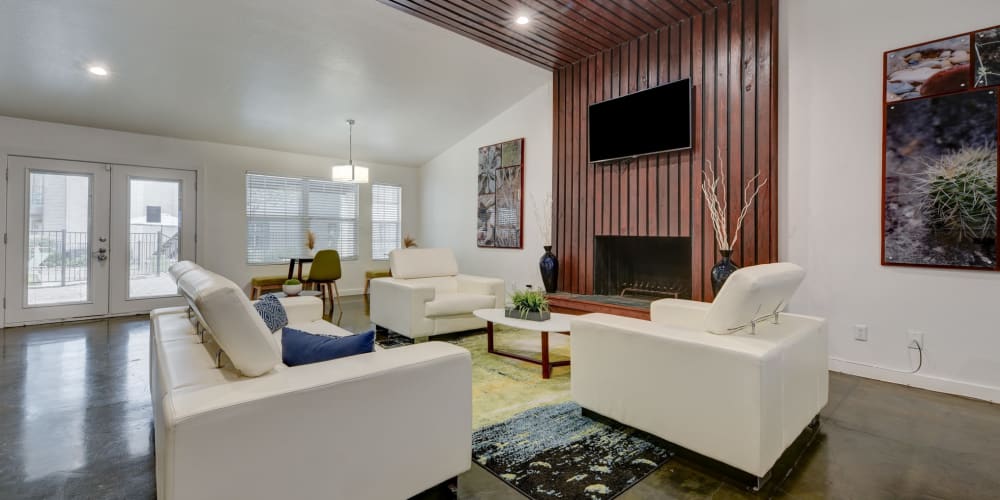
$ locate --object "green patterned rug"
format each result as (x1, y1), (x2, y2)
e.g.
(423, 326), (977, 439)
(379, 327), (673, 499)
(449, 327), (572, 429)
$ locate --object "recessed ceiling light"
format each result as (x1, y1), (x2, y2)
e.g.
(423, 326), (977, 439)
(515, 16), (530, 25)
(87, 65), (109, 76)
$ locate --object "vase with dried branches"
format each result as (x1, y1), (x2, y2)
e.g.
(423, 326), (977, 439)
(700, 154), (768, 294)
(531, 192), (558, 292)
(305, 230), (317, 256)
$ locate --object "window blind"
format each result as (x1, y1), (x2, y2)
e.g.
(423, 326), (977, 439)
(371, 184), (402, 260)
(246, 173), (358, 264)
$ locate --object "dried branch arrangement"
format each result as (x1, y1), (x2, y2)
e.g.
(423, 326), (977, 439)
(531, 192), (553, 247)
(700, 151), (768, 252)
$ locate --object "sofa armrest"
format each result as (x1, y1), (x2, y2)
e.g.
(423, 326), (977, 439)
(277, 296), (323, 324)
(161, 342), (472, 500)
(649, 298), (710, 329)
(456, 274), (505, 307)
(369, 278), (436, 336)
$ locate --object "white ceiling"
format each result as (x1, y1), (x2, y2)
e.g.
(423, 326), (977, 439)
(0, 0), (551, 167)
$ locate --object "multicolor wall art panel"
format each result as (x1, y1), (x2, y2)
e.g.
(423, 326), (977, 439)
(478, 138), (524, 249)
(883, 25), (1000, 270)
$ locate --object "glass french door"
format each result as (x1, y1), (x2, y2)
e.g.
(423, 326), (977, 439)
(108, 165), (196, 315)
(4, 156), (196, 325)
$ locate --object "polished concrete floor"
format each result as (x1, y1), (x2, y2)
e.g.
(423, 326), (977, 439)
(1, 296), (999, 499)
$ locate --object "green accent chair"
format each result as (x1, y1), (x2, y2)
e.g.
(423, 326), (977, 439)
(305, 249), (343, 314)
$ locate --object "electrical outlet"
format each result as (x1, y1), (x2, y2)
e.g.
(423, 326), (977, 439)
(908, 330), (924, 349)
(854, 324), (868, 342)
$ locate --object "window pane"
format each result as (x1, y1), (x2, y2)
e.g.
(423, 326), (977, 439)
(371, 184), (401, 260)
(128, 178), (181, 298)
(246, 173), (358, 264)
(26, 172), (91, 305)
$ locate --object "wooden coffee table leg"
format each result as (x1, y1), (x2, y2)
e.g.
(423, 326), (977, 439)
(487, 321), (495, 353)
(541, 331), (550, 379)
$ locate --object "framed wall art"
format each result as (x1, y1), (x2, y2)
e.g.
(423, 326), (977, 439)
(883, 25), (1000, 270)
(478, 138), (524, 249)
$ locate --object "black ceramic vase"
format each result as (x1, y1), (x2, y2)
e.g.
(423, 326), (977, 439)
(539, 245), (559, 293)
(710, 249), (739, 295)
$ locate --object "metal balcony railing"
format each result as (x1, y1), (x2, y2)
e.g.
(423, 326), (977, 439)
(27, 230), (179, 287)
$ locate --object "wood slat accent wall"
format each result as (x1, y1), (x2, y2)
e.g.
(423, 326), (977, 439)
(552, 0), (778, 301)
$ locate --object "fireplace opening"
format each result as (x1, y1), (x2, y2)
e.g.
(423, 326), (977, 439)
(594, 236), (692, 300)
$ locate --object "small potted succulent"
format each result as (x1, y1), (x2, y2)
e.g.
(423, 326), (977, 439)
(506, 288), (551, 321)
(282, 278), (303, 296)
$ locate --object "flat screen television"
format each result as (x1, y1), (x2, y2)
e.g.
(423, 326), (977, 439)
(588, 78), (692, 163)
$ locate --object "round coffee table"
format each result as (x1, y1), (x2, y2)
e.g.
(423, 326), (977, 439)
(473, 308), (574, 379)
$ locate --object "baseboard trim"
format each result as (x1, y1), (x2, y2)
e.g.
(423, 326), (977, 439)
(829, 357), (1000, 404)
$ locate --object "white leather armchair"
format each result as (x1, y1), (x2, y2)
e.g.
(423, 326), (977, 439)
(570, 263), (827, 487)
(370, 248), (504, 338)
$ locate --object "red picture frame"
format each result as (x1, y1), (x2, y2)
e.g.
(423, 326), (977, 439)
(881, 25), (1000, 270)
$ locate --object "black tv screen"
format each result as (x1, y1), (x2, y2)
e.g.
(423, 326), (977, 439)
(588, 78), (692, 163)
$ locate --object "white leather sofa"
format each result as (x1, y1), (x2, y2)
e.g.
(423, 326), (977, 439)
(150, 262), (472, 500)
(370, 248), (504, 339)
(571, 263), (827, 487)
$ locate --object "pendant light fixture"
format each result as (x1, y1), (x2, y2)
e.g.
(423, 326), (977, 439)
(331, 119), (369, 183)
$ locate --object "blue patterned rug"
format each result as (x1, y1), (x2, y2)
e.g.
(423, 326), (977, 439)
(472, 401), (673, 499)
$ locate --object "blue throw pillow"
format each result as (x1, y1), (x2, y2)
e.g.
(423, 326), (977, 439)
(254, 294), (288, 333)
(281, 327), (375, 366)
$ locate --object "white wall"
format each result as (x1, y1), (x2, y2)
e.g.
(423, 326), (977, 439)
(0, 116), (420, 308)
(780, 0), (1000, 401)
(420, 82), (553, 291)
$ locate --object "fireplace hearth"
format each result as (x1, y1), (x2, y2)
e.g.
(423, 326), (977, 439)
(594, 236), (692, 300)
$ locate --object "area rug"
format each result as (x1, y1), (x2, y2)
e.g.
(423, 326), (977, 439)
(472, 401), (673, 499)
(377, 326), (572, 428)
(378, 328), (673, 499)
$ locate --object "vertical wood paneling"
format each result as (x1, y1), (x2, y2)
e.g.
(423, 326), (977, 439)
(553, 0), (778, 302)
(680, 19), (692, 239)
(658, 28), (670, 238)
(581, 57), (599, 294)
(637, 34), (649, 237)
(755, 0), (772, 268)
(668, 24), (681, 237)
(691, 11), (705, 301)
(727, 0), (742, 268)
(647, 29), (660, 238)
(567, 62), (587, 290)
(741, 0), (757, 268)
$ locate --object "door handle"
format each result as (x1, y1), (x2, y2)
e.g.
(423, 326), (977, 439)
(95, 248), (108, 261)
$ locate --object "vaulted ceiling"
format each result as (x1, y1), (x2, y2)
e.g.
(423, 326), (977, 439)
(375, 0), (731, 69)
(0, 0), (550, 166)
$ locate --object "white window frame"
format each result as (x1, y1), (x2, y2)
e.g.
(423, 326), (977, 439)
(371, 183), (402, 261)
(245, 172), (359, 265)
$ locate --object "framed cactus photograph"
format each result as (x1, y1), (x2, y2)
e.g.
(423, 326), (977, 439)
(883, 89), (998, 269)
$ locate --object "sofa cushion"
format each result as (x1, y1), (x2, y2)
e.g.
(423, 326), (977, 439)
(406, 276), (459, 294)
(281, 327), (375, 366)
(158, 341), (242, 391)
(705, 263), (806, 335)
(389, 248), (459, 279)
(254, 294), (288, 333)
(178, 269), (282, 377)
(424, 292), (497, 318)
